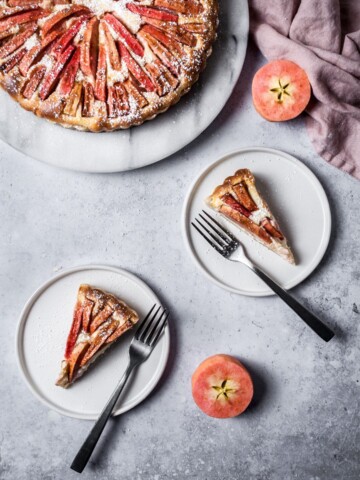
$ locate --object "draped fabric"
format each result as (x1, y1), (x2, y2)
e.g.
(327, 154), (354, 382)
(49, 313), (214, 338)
(250, 0), (360, 179)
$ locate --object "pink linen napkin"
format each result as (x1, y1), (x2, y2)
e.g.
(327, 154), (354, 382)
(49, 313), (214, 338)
(249, 0), (360, 179)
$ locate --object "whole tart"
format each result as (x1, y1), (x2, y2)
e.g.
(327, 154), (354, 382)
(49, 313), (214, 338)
(0, 0), (218, 132)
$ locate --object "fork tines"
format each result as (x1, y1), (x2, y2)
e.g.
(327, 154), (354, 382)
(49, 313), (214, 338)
(191, 210), (238, 257)
(136, 304), (169, 347)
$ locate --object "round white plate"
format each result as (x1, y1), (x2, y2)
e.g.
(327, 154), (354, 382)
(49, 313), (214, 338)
(16, 265), (170, 419)
(182, 147), (332, 296)
(0, 0), (249, 173)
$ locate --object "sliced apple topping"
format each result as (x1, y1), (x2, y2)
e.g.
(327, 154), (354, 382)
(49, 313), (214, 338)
(64, 297), (84, 361)
(22, 63), (45, 97)
(107, 82), (130, 118)
(82, 81), (95, 117)
(260, 218), (284, 240)
(181, 23), (208, 34)
(154, 0), (204, 15)
(219, 203), (273, 245)
(126, 3), (178, 23)
(89, 304), (114, 334)
(221, 193), (251, 218)
(57, 46), (80, 95)
(94, 42), (106, 101)
(41, 5), (89, 38)
(19, 29), (62, 76)
(81, 298), (94, 333)
(232, 182), (258, 212)
(0, 5), (52, 21)
(0, 27), (18, 41)
(104, 13), (144, 58)
(138, 30), (179, 77)
(145, 60), (169, 96)
(118, 41), (155, 92)
(101, 21), (121, 71)
(7, 0), (42, 7)
(68, 341), (90, 383)
(123, 78), (148, 108)
(38, 44), (74, 100)
(80, 16), (98, 80)
(106, 319), (133, 344)
(51, 15), (89, 60)
(0, 46), (26, 73)
(144, 18), (197, 46)
(63, 81), (82, 116)
(80, 319), (119, 367)
(141, 24), (184, 57)
(0, 8), (48, 34)
(144, 56), (178, 96)
(221, 185), (286, 242)
(0, 21), (37, 60)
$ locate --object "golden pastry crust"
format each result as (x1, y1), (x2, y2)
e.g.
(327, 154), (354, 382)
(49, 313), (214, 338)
(0, 0), (218, 132)
(206, 169), (295, 264)
(56, 284), (139, 388)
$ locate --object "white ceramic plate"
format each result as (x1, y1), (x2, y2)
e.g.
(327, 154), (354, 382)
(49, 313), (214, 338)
(0, 0), (249, 173)
(16, 265), (170, 419)
(182, 147), (332, 296)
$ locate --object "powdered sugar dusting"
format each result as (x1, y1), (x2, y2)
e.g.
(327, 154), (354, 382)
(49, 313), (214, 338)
(23, 34), (40, 50)
(0, 0), (218, 131)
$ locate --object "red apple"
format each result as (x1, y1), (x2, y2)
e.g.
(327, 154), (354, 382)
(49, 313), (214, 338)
(252, 59), (311, 122)
(192, 354), (253, 418)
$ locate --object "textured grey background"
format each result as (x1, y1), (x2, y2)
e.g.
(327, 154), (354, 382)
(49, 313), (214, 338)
(1, 40), (360, 480)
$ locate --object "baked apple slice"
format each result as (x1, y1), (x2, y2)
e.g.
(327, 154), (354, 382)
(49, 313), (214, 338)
(154, 0), (204, 15)
(192, 355), (253, 418)
(94, 43), (106, 102)
(38, 44), (75, 100)
(126, 3), (178, 23)
(101, 21), (121, 71)
(41, 5), (89, 38)
(56, 284), (139, 388)
(19, 29), (63, 76)
(57, 47), (80, 96)
(118, 42), (155, 92)
(80, 16), (99, 80)
(0, 22), (38, 60)
(206, 169), (295, 264)
(104, 13), (144, 58)
(0, 47), (26, 73)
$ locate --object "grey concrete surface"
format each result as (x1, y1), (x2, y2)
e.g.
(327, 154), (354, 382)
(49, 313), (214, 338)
(1, 40), (360, 480)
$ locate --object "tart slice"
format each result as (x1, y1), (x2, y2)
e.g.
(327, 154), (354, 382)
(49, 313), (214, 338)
(56, 284), (139, 388)
(206, 169), (295, 264)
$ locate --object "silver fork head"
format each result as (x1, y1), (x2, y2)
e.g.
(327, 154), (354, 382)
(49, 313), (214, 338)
(132, 304), (169, 350)
(191, 210), (240, 258)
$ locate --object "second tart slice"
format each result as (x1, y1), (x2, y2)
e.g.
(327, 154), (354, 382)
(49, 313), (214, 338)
(206, 169), (295, 264)
(56, 284), (139, 388)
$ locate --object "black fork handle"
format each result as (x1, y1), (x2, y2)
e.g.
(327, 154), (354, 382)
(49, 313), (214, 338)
(70, 362), (135, 473)
(250, 265), (334, 342)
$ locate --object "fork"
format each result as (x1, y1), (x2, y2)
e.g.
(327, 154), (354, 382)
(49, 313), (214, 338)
(71, 304), (169, 473)
(192, 210), (334, 343)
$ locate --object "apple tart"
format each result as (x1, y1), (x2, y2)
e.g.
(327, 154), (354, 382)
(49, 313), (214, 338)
(0, 0), (218, 131)
(56, 284), (139, 388)
(206, 169), (295, 264)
